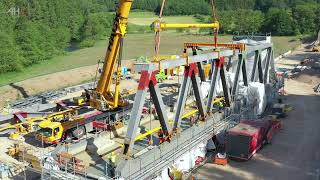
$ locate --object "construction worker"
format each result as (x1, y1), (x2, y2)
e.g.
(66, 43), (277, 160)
(213, 99), (224, 113)
(158, 129), (165, 144)
(106, 152), (116, 177)
(218, 101), (224, 112)
(190, 115), (196, 125)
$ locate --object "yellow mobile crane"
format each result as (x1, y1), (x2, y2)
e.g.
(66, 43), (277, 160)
(87, 0), (133, 111)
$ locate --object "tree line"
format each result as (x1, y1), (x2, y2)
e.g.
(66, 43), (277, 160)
(0, 0), (319, 74)
(208, 2), (320, 36)
(132, 0), (320, 35)
(0, 0), (116, 73)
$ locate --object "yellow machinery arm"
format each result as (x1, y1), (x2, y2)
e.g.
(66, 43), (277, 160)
(89, 0), (133, 111)
(151, 20), (219, 32)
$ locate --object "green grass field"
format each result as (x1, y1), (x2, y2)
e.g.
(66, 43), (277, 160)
(0, 33), (300, 86)
(129, 11), (198, 26)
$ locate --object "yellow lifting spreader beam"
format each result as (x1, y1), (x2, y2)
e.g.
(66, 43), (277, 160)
(151, 19), (220, 32)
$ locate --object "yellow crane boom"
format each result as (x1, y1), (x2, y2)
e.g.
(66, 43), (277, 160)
(88, 0), (133, 111)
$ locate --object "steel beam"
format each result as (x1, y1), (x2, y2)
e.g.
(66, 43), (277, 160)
(192, 49), (206, 82)
(242, 59), (248, 86)
(191, 71), (206, 117)
(246, 43), (273, 52)
(263, 48), (272, 84)
(149, 83), (171, 133)
(231, 53), (248, 99)
(251, 50), (260, 82)
(206, 60), (220, 113)
(220, 65), (231, 107)
(258, 54), (264, 83)
(226, 56), (233, 72)
(123, 69), (170, 155)
(206, 57), (231, 112)
(173, 69), (192, 130)
(173, 63), (205, 130)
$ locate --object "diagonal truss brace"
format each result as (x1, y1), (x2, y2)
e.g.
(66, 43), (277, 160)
(123, 69), (171, 155)
(173, 63), (206, 130)
(231, 52), (248, 99)
(251, 48), (273, 84)
(263, 48), (273, 83)
(206, 57), (231, 113)
(191, 48), (206, 81)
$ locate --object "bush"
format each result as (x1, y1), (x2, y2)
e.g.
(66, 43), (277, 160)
(79, 39), (96, 48)
(194, 14), (206, 22)
(127, 24), (152, 34)
(0, 32), (24, 73)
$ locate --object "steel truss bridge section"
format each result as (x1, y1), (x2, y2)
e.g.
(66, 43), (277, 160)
(116, 41), (276, 179)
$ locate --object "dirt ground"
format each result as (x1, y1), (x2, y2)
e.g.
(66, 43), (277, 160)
(0, 60), (137, 109)
(0, 65), (98, 109)
(195, 46), (320, 180)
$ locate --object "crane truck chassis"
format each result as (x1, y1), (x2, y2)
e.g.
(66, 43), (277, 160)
(35, 104), (132, 145)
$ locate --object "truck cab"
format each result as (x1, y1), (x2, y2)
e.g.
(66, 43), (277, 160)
(36, 120), (63, 144)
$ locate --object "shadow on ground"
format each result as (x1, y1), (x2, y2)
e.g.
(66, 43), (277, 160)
(9, 83), (29, 98)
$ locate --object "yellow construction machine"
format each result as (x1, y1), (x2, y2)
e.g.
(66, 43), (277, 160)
(85, 0), (134, 111)
(0, 109), (78, 140)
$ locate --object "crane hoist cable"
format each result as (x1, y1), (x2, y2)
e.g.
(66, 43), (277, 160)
(153, 0), (220, 61)
(154, 0), (166, 60)
(211, 0), (219, 47)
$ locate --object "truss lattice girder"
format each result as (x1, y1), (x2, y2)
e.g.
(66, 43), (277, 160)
(250, 47), (274, 84)
(123, 42), (274, 158)
(117, 42), (275, 179)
